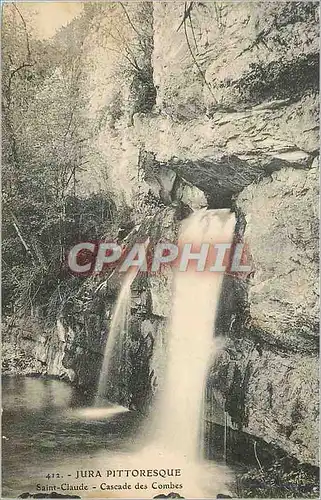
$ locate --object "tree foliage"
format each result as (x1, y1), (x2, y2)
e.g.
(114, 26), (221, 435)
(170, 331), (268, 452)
(2, 5), (115, 321)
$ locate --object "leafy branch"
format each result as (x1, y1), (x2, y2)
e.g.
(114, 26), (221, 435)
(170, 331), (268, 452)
(178, 1), (217, 102)
(13, 3), (31, 60)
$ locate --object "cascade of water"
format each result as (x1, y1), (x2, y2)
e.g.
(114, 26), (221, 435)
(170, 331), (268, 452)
(87, 210), (235, 498)
(154, 208), (236, 460)
(95, 267), (139, 405)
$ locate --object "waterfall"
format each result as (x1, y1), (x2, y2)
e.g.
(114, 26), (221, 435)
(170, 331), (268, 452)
(154, 208), (236, 460)
(89, 210), (235, 497)
(95, 267), (139, 404)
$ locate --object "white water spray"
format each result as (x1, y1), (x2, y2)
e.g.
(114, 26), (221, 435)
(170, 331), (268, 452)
(87, 210), (236, 498)
(154, 209), (236, 460)
(95, 267), (139, 404)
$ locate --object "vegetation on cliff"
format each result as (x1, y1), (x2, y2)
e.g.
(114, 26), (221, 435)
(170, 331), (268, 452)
(2, 6), (119, 323)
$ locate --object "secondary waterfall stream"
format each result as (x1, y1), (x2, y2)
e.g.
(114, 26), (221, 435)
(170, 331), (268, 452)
(95, 266), (139, 404)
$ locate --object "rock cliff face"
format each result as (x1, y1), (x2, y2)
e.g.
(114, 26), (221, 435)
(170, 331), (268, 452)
(76, 2), (318, 206)
(72, 1), (319, 465)
(209, 165), (319, 466)
(4, 1), (318, 469)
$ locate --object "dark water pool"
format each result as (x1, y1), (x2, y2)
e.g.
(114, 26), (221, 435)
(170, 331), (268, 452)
(2, 376), (235, 500)
(2, 376), (145, 498)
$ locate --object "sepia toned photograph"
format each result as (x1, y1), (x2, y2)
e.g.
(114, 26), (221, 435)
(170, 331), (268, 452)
(1, 1), (319, 499)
